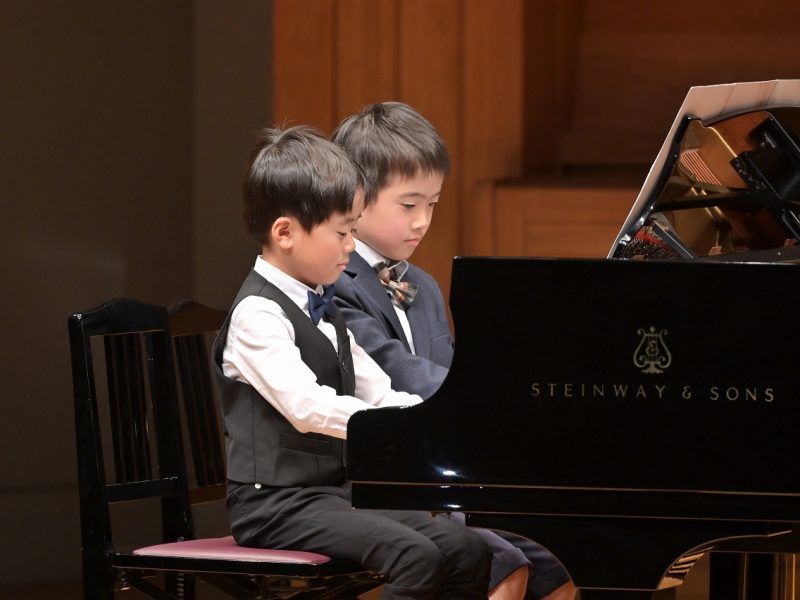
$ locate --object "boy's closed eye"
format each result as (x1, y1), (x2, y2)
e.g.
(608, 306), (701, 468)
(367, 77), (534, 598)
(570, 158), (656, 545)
(399, 197), (438, 210)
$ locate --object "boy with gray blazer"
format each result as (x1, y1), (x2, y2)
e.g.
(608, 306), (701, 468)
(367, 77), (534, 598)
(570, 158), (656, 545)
(333, 102), (575, 600)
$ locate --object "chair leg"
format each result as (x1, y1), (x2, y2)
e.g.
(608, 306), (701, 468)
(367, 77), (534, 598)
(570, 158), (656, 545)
(83, 567), (114, 600)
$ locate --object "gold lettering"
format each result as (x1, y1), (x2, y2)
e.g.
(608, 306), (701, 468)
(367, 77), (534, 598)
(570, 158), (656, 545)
(528, 381), (775, 403)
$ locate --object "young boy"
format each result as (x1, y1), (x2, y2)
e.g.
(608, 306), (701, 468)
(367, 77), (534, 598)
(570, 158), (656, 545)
(212, 125), (492, 599)
(331, 102), (576, 600)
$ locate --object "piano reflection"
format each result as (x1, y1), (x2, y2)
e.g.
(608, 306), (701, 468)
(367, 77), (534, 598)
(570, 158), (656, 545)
(346, 80), (800, 599)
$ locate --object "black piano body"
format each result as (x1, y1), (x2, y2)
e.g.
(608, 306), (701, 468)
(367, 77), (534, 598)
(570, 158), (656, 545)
(347, 257), (800, 598)
(347, 82), (800, 598)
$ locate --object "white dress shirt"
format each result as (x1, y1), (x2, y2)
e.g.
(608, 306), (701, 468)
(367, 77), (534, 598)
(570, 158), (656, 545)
(222, 257), (421, 440)
(354, 239), (416, 354)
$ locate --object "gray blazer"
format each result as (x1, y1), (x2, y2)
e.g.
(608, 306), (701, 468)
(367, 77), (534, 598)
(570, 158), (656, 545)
(334, 252), (453, 399)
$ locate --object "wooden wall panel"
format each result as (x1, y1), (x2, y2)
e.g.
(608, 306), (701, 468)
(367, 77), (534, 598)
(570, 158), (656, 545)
(493, 185), (636, 258)
(462, 0), (525, 255)
(558, 0), (800, 168)
(523, 1), (584, 172)
(272, 0), (800, 272)
(335, 0), (398, 121)
(274, 0), (510, 295)
(396, 0), (463, 293)
(272, 0), (335, 131)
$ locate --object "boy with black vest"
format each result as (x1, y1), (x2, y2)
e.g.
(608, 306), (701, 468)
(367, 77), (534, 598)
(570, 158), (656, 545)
(212, 125), (491, 600)
(331, 103), (575, 600)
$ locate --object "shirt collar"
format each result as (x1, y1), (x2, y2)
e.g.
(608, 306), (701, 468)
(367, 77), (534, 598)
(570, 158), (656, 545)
(253, 256), (323, 314)
(354, 239), (409, 280)
(354, 239), (385, 269)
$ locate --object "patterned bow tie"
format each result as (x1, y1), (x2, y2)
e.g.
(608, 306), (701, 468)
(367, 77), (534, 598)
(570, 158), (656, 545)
(307, 285), (337, 325)
(375, 261), (418, 309)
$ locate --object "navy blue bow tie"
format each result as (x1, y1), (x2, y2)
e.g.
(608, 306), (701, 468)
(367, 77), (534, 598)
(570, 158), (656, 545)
(308, 285), (337, 325)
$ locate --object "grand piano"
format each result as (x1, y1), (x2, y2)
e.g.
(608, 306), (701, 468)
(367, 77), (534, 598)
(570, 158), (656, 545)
(346, 80), (800, 599)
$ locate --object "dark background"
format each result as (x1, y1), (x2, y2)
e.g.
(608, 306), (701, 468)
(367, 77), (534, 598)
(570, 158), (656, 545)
(0, 1), (270, 586)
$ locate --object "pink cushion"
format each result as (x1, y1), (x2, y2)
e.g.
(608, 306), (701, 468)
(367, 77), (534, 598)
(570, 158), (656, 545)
(133, 535), (331, 564)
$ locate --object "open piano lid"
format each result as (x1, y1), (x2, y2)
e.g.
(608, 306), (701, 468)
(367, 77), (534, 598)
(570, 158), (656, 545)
(610, 79), (800, 262)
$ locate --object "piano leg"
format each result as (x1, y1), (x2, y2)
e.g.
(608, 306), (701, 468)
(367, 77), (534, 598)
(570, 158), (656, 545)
(774, 554), (799, 598)
(708, 552), (743, 600)
(710, 552), (797, 600)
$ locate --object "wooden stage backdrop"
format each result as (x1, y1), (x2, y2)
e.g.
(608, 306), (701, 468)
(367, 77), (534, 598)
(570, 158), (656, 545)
(271, 0), (800, 299)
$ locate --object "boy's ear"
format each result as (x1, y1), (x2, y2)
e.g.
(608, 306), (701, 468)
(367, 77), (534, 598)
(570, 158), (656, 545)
(270, 217), (294, 250)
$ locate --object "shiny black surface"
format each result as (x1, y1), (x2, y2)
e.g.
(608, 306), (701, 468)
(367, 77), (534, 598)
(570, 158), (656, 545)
(347, 257), (800, 597)
(349, 257), (800, 499)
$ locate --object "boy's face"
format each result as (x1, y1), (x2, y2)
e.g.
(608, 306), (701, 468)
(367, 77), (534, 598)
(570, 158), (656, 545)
(277, 192), (364, 288)
(355, 171), (443, 261)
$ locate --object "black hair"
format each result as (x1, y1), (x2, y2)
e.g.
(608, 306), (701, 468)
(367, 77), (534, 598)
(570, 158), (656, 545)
(331, 102), (449, 203)
(243, 125), (364, 244)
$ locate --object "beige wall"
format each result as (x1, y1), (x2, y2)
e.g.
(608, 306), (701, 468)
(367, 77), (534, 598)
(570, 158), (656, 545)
(0, 0), (270, 585)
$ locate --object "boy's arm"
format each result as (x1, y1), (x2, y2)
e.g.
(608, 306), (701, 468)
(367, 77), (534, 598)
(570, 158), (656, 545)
(224, 297), (419, 440)
(348, 336), (427, 408)
(335, 275), (451, 400)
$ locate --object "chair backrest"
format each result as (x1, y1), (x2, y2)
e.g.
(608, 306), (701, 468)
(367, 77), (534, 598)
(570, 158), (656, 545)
(68, 298), (195, 579)
(167, 300), (227, 503)
(70, 298), (383, 599)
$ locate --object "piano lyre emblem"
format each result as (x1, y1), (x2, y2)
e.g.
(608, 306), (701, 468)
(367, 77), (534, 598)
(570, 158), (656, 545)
(633, 327), (672, 374)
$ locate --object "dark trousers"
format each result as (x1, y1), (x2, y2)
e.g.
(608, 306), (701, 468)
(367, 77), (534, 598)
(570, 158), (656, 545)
(446, 512), (571, 598)
(494, 530), (571, 599)
(228, 482), (492, 600)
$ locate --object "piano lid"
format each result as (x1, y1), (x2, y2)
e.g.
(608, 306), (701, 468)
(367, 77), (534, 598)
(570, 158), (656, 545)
(610, 80), (800, 262)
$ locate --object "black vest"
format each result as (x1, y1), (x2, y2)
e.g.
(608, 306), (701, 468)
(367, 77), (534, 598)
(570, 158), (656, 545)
(212, 270), (355, 486)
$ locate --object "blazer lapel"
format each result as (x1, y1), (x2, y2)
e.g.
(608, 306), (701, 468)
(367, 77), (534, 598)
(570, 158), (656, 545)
(404, 274), (432, 359)
(345, 253), (411, 349)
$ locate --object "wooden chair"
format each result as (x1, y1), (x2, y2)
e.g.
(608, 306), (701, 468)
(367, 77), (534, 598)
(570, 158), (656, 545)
(68, 297), (382, 599)
(167, 300), (227, 505)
